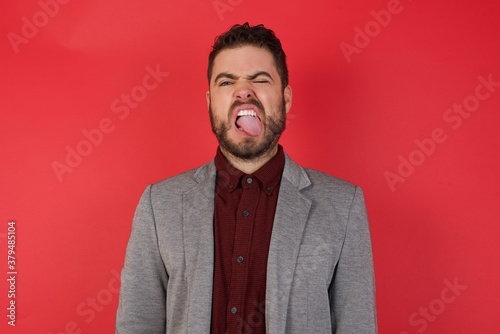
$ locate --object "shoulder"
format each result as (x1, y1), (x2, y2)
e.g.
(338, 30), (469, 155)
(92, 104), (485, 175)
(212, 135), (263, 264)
(303, 167), (361, 203)
(284, 154), (362, 203)
(304, 167), (357, 193)
(149, 160), (215, 196)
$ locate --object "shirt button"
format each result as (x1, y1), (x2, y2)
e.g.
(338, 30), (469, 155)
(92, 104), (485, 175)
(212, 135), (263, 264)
(246, 177), (253, 184)
(231, 307), (237, 314)
(237, 256), (244, 263)
(243, 210), (249, 217)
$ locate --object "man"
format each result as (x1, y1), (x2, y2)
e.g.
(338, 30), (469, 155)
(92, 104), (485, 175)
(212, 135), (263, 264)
(116, 23), (377, 333)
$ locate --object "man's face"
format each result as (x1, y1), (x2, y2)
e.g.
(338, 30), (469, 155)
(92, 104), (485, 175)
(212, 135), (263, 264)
(207, 45), (292, 160)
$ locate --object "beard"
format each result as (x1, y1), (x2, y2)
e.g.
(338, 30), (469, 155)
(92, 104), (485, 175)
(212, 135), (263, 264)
(209, 96), (286, 160)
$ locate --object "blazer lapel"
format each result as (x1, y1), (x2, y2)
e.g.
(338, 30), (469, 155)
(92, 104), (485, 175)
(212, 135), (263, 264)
(182, 162), (217, 333)
(266, 155), (312, 334)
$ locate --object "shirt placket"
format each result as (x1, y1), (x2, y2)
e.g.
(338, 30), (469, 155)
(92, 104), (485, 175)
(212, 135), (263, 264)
(226, 175), (259, 332)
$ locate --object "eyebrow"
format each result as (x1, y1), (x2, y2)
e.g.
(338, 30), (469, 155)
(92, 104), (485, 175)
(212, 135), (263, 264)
(214, 71), (274, 83)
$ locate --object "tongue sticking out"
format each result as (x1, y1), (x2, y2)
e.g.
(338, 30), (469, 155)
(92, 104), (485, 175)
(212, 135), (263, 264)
(236, 116), (262, 137)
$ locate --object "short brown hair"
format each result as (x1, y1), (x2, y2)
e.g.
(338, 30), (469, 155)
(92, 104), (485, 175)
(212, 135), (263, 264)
(207, 22), (289, 89)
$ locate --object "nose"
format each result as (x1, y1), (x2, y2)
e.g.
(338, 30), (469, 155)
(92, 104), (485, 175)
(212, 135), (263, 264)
(234, 82), (255, 101)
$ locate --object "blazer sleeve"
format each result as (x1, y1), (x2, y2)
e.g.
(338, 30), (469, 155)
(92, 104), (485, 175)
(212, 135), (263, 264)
(116, 185), (168, 334)
(329, 186), (378, 333)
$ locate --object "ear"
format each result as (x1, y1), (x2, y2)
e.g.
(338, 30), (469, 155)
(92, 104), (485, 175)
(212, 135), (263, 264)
(283, 85), (292, 113)
(206, 90), (211, 109)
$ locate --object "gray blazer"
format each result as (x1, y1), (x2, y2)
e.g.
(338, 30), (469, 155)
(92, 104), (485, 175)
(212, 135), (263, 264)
(116, 154), (377, 333)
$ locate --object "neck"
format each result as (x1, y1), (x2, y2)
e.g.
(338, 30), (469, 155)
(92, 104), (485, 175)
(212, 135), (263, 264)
(220, 145), (278, 174)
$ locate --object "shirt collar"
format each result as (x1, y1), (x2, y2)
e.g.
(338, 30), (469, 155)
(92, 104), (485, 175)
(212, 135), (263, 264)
(214, 145), (285, 195)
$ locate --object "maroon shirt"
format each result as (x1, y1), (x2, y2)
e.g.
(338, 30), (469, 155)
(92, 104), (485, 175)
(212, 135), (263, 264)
(211, 146), (285, 334)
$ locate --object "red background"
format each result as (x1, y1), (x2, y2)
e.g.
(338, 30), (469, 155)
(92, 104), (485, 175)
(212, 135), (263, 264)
(1, 0), (500, 333)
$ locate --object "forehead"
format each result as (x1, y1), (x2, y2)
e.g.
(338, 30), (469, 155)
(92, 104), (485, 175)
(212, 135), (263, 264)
(212, 45), (279, 79)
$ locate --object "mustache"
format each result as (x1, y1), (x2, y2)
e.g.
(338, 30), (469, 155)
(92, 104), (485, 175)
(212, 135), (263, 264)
(230, 98), (265, 114)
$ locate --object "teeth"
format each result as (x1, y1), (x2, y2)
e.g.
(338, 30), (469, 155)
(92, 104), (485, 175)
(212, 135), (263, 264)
(237, 109), (257, 117)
